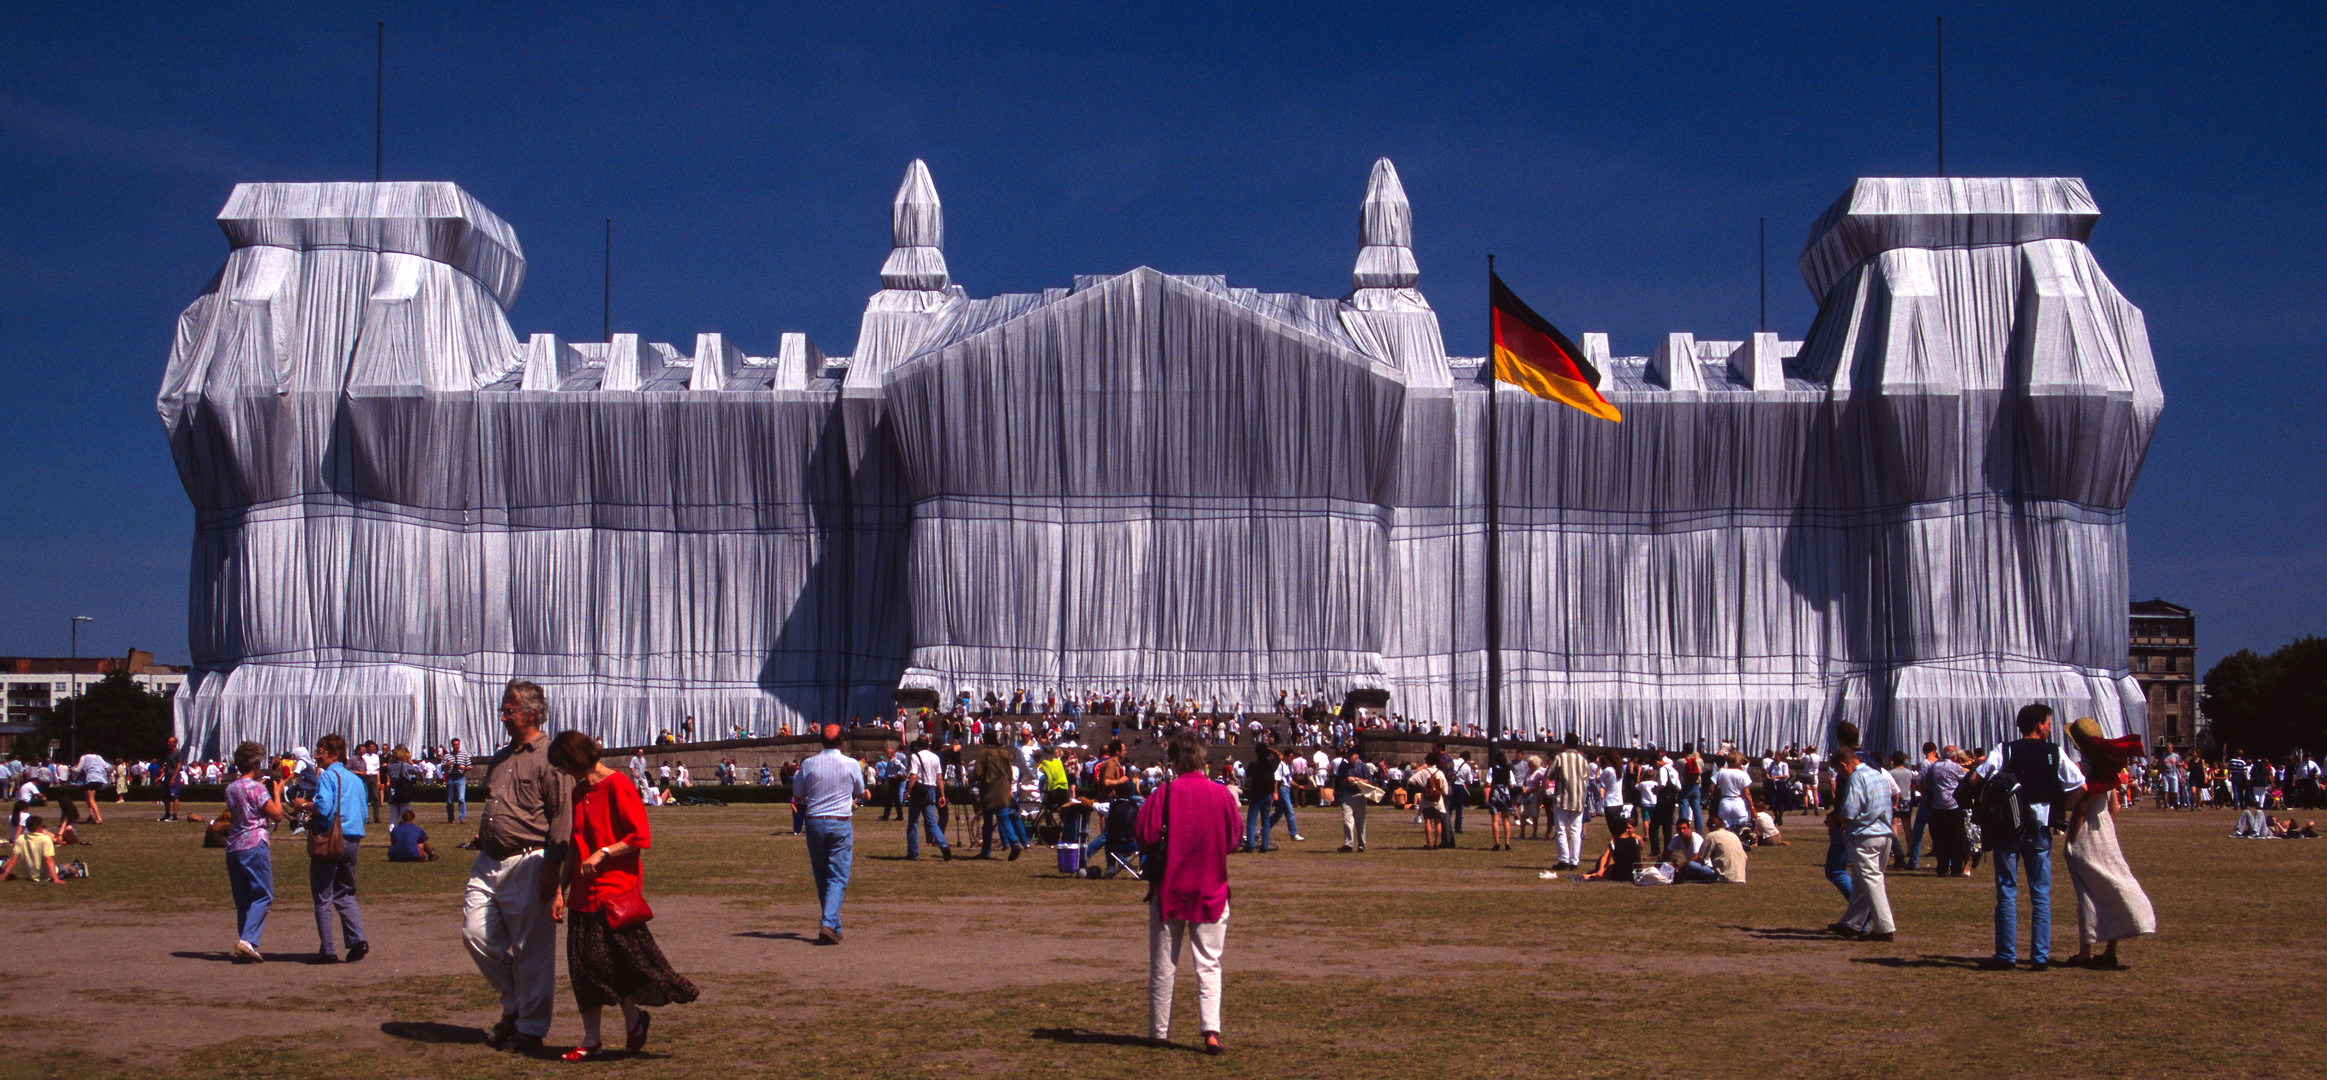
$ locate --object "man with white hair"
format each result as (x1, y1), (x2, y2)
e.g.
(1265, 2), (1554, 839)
(464, 679), (573, 1053)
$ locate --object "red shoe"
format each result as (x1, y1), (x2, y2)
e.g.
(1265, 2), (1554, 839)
(559, 1045), (605, 1063)
(625, 1011), (652, 1053)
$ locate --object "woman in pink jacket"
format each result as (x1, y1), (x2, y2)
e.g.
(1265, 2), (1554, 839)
(1136, 728), (1244, 1054)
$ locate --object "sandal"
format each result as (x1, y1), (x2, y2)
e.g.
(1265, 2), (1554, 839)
(625, 1011), (652, 1053)
(560, 1045), (605, 1063)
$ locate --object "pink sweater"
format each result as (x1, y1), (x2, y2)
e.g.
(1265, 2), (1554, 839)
(1136, 773), (1243, 923)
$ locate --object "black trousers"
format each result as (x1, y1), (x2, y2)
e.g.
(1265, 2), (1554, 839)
(1929, 807), (1969, 875)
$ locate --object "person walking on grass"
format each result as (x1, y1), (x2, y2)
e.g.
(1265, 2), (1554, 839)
(1333, 749), (1374, 852)
(1976, 703), (2085, 972)
(465, 679), (574, 1053)
(1136, 729), (1242, 1055)
(223, 741), (284, 962)
(974, 729), (1024, 860)
(903, 735), (951, 861)
(295, 733), (370, 964)
(549, 731), (697, 1061)
(1826, 723), (1896, 942)
(791, 724), (868, 944)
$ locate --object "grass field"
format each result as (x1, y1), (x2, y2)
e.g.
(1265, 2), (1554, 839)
(0, 797), (2317, 1079)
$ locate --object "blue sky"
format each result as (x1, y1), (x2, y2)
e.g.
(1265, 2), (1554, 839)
(3, 2), (2319, 672)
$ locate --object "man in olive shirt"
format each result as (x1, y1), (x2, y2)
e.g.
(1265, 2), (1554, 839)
(462, 679), (572, 1053)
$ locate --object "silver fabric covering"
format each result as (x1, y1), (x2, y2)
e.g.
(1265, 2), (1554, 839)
(162, 166), (2160, 756)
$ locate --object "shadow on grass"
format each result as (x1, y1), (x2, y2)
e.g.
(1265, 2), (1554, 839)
(1031, 1027), (1192, 1052)
(1730, 926), (1842, 941)
(735, 931), (817, 943)
(380, 1021), (489, 1045)
(169, 950), (237, 963)
(1847, 955), (1994, 970)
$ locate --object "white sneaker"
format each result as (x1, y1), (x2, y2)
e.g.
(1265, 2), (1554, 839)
(234, 940), (266, 963)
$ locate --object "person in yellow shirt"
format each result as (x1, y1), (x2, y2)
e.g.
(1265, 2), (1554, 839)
(3, 816), (62, 883)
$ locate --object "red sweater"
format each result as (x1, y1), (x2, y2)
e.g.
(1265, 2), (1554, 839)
(1135, 774), (1243, 923)
(568, 771), (651, 912)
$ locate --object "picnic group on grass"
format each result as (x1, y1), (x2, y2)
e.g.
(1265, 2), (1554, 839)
(22, 674), (2300, 1058)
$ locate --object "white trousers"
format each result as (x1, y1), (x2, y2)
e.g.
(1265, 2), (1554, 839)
(1843, 835), (1895, 934)
(1552, 807), (1587, 866)
(462, 850), (557, 1037)
(1340, 800), (1368, 849)
(1149, 901), (1228, 1040)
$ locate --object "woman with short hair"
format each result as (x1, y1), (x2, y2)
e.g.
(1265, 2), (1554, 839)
(224, 740), (284, 962)
(1136, 729), (1242, 1054)
(549, 731), (697, 1061)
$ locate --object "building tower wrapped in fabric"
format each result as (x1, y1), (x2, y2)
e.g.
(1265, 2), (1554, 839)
(161, 164), (2161, 755)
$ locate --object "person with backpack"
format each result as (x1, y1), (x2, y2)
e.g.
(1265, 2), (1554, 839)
(1677, 744), (1705, 833)
(1974, 703), (2086, 971)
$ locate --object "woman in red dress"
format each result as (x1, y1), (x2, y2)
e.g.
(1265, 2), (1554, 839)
(549, 731), (698, 1061)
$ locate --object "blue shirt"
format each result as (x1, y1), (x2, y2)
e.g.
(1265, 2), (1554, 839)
(793, 749), (867, 819)
(1840, 760), (1893, 838)
(388, 822), (428, 861)
(311, 762), (367, 839)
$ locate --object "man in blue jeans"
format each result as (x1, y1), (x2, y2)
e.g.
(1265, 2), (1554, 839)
(442, 738), (471, 823)
(1976, 703), (2085, 971)
(792, 724), (868, 944)
(903, 736), (952, 861)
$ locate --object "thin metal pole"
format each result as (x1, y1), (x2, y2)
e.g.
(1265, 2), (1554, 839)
(375, 21), (384, 182)
(1759, 217), (1767, 333)
(603, 219), (612, 341)
(1484, 256), (1503, 751)
(68, 616), (90, 758)
(1936, 16), (1945, 177)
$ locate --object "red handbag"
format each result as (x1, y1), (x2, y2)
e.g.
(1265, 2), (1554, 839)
(599, 887), (653, 930)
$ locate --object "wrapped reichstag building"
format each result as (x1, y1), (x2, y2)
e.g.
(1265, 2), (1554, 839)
(161, 161), (2161, 755)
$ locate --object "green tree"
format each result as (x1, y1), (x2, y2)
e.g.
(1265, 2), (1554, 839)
(26, 671), (174, 762)
(2201, 636), (2327, 758)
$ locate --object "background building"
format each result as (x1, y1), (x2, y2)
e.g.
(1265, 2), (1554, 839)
(0, 649), (188, 756)
(2128, 599), (2197, 751)
(159, 167), (2162, 758)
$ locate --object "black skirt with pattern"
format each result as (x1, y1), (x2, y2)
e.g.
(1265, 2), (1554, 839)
(566, 908), (700, 1010)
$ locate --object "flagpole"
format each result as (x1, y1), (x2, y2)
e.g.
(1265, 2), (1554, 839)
(1484, 256), (1503, 755)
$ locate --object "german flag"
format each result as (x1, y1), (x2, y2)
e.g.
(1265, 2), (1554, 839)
(1490, 271), (1621, 422)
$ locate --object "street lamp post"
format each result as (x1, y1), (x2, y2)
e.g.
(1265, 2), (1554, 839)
(68, 615), (93, 759)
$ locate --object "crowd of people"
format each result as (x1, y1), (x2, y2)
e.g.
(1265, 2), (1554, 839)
(9, 681), (2292, 1056)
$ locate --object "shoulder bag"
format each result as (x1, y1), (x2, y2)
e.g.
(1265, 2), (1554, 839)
(600, 887), (654, 930)
(307, 770), (346, 861)
(1140, 777), (1173, 897)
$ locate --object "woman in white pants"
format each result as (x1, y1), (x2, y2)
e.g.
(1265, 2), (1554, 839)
(1712, 754), (1757, 833)
(1135, 729), (1244, 1054)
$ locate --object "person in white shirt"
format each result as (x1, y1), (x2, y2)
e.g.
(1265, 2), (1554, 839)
(903, 736), (952, 861)
(1712, 754), (1758, 836)
(1591, 753), (1626, 837)
(69, 752), (110, 825)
